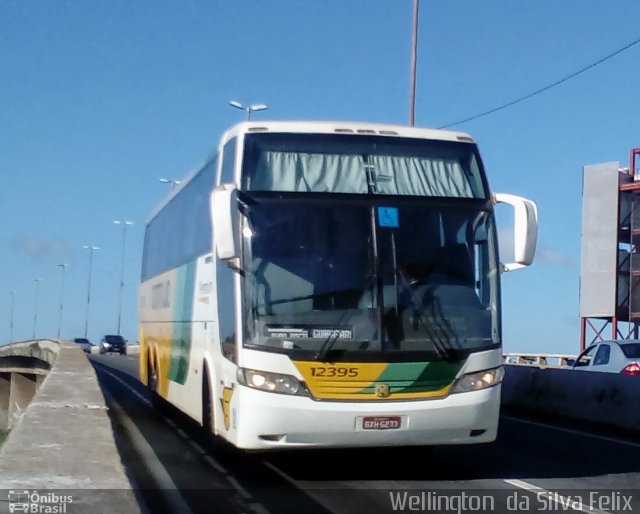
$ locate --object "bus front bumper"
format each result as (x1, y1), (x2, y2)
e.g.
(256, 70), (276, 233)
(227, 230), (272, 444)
(232, 385), (501, 450)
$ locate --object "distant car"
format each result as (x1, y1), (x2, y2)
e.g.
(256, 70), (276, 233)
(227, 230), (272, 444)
(73, 337), (93, 354)
(99, 335), (127, 355)
(571, 340), (640, 375)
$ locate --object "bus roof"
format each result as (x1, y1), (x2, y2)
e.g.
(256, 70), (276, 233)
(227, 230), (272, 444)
(219, 120), (475, 146)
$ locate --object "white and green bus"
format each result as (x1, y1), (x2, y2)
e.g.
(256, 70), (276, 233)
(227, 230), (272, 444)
(139, 121), (537, 450)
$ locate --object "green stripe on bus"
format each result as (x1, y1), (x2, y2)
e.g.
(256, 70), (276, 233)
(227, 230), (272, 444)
(169, 261), (196, 385)
(358, 360), (464, 394)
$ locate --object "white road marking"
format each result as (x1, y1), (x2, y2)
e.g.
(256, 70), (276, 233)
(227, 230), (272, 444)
(97, 365), (271, 514)
(263, 461), (296, 484)
(104, 391), (194, 514)
(504, 479), (610, 514)
(202, 454), (227, 474)
(502, 414), (640, 448)
(97, 367), (152, 407)
(227, 476), (253, 500)
(247, 502), (273, 514)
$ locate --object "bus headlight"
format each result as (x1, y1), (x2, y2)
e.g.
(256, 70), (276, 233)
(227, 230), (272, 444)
(237, 368), (308, 396)
(451, 366), (504, 394)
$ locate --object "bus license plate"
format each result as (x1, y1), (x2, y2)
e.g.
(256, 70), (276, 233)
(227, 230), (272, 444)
(362, 416), (401, 430)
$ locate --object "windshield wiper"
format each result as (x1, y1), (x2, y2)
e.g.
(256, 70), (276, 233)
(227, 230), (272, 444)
(422, 295), (457, 361)
(431, 335), (453, 361)
(400, 282), (456, 361)
(315, 331), (341, 362)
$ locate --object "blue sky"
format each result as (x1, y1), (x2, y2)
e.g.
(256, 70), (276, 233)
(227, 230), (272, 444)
(2, 1), (640, 354)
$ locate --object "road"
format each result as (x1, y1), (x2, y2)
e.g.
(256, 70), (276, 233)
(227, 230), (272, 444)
(89, 354), (640, 514)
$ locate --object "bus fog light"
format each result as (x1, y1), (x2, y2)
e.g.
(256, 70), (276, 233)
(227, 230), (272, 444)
(238, 368), (307, 396)
(451, 366), (504, 394)
(275, 376), (299, 395)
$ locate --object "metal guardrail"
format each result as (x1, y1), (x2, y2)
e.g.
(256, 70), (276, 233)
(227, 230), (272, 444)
(503, 353), (576, 368)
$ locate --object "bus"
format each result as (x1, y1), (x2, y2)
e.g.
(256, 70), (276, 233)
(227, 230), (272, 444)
(139, 121), (537, 450)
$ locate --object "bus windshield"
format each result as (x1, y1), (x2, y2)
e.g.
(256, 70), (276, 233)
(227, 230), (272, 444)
(242, 195), (500, 361)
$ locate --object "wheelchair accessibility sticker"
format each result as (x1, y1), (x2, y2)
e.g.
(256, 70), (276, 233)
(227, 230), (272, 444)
(377, 206), (399, 228)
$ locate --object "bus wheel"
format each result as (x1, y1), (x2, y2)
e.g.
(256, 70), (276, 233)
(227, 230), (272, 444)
(148, 357), (164, 411)
(148, 357), (158, 394)
(202, 367), (215, 438)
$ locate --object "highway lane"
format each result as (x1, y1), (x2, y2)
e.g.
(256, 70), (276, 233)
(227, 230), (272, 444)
(89, 354), (640, 514)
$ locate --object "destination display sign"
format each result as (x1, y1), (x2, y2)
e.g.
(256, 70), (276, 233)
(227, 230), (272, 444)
(265, 326), (353, 340)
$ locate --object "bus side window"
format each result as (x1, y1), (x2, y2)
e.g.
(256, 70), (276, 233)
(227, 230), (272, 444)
(218, 138), (237, 185)
(216, 137), (238, 362)
(217, 257), (236, 362)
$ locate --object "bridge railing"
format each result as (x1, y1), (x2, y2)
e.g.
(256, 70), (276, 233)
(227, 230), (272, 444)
(0, 339), (59, 433)
(503, 352), (576, 368)
(0, 339), (141, 510)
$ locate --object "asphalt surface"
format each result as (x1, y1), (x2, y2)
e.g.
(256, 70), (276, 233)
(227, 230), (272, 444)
(89, 354), (640, 514)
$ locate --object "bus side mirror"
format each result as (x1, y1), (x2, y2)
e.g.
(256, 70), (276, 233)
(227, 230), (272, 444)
(493, 193), (538, 272)
(211, 184), (240, 262)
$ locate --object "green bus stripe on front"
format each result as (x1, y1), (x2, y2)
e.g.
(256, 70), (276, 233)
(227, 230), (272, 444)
(358, 360), (464, 394)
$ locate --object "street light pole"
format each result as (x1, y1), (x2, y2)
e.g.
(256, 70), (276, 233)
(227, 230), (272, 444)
(56, 263), (67, 339)
(9, 290), (15, 343)
(229, 101), (268, 120)
(159, 178), (181, 191)
(83, 245), (100, 339)
(409, 0), (420, 127)
(32, 278), (41, 340)
(114, 220), (134, 335)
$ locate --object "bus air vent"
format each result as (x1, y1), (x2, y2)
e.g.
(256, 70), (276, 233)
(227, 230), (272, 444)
(248, 127), (269, 132)
(334, 128), (354, 133)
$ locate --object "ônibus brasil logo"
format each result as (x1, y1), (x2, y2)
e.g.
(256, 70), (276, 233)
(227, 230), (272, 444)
(8, 490), (73, 513)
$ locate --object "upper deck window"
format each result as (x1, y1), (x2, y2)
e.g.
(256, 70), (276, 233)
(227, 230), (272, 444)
(242, 133), (487, 199)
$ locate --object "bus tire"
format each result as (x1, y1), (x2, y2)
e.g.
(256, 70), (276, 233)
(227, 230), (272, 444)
(148, 356), (164, 411)
(147, 356), (158, 393)
(202, 365), (215, 438)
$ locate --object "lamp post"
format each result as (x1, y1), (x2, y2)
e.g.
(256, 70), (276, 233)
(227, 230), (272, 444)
(32, 278), (41, 340)
(409, 0), (420, 127)
(159, 178), (181, 191)
(113, 220), (134, 335)
(9, 290), (15, 343)
(56, 263), (67, 339)
(83, 245), (100, 339)
(229, 101), (268, 120)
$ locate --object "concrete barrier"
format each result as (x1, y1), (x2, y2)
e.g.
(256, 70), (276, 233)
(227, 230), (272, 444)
(125, 344), (140, 355)
(0, 340), (141, 512)
(87, 344), (139, 355)
(502, 365), (640, 432)
(0, 339), (58, 433)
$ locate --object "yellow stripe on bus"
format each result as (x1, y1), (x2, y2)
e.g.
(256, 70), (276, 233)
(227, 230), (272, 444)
(293, 361), (453, 400)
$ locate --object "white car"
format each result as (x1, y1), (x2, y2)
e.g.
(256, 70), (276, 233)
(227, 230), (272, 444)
(571, 340), (640, 375)
(72, 337), (93, 354)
